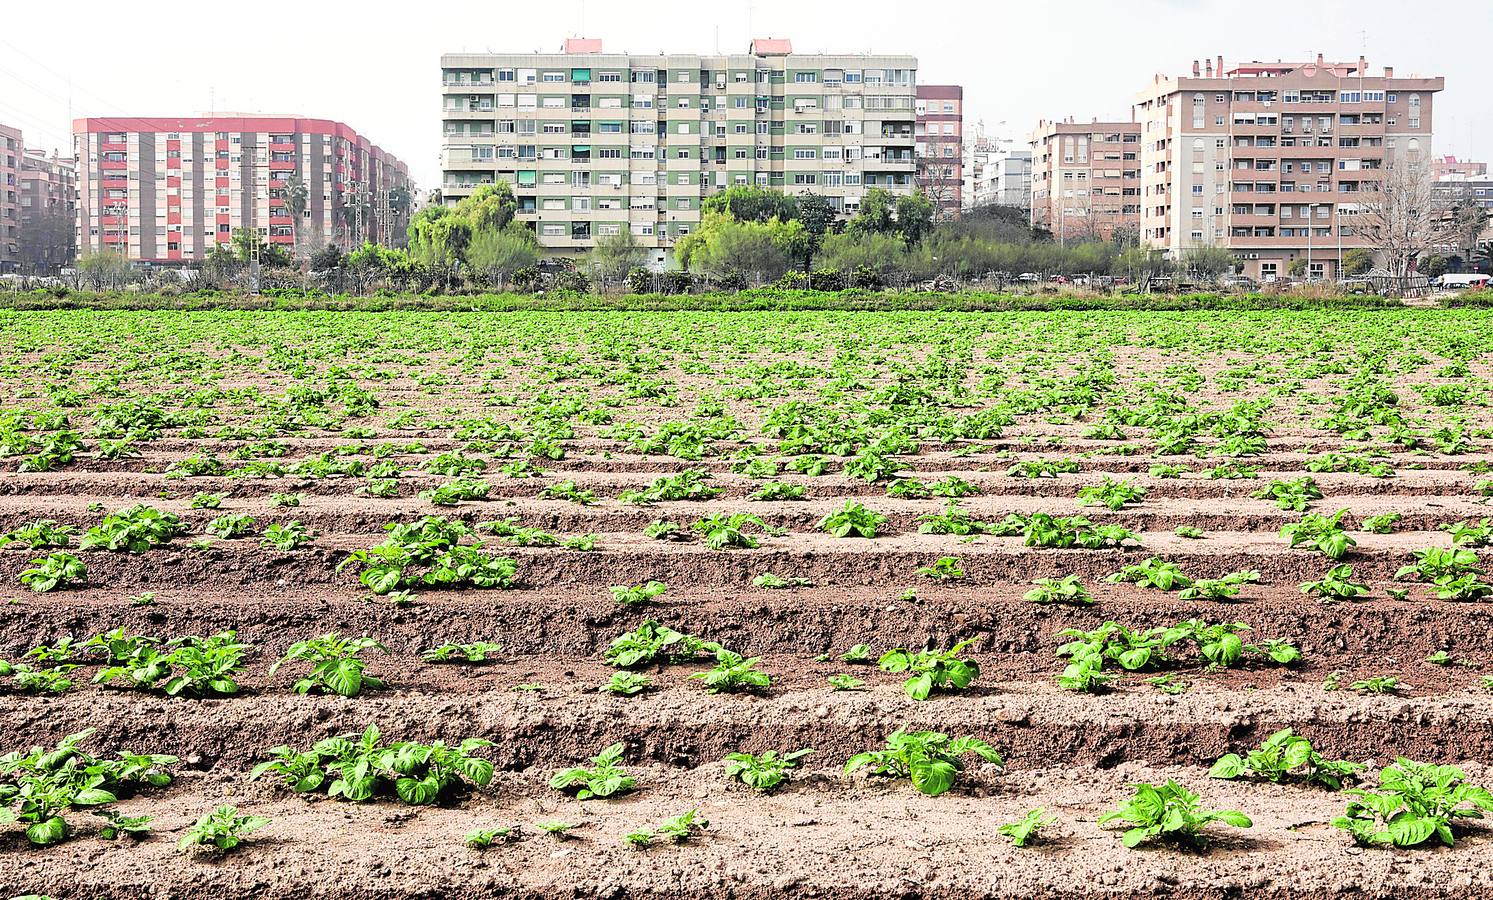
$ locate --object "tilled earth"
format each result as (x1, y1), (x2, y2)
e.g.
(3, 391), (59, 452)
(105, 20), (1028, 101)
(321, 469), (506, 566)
(1, 308), (1493, 899)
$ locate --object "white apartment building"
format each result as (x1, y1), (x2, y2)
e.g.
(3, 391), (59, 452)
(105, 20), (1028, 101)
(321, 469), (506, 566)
(440, 38), (919, 262)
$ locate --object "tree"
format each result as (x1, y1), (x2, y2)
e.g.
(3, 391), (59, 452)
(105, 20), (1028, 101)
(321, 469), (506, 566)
(702, 185), (798, 224)
(915, 143), (964, 223)
(230, 227), (291, 268)
(1286, 258), (1308, 278)
(407, 206), (471, 284)
(846, 188), (934, 245)
(16, 206), (75, 274)
(282, 173), (309, 257)
(1340, 247), (1373, 276)
(818, 231), (907, 275)
(461, 183), (518, 233)
(1178, 246), (1236, 279)
(1357, 164), (1464, 279)
(794, 192), (839, 265)
(586, 229), (649, 287)
(1421, 254), (1448, 279)
(386, 185), (414, 247)
(308, 244), (345, 272)
(75, 250), (132, 290)
(466, 225), (539, 288)
(676, 212), (805, 283)
(1115, 246), (1171, 281)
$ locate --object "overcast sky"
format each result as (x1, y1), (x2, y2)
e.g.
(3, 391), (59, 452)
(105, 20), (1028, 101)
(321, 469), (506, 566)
(2, 0), (1487, 190)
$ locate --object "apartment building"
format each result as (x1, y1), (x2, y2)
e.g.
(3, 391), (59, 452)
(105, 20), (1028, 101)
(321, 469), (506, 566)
(1433, 155), (1487, 179)
(73, 115), (411, 264)
(1028, 119), (1142, 242)
(439, 37), (919, 261)
(1136, 55), (1443, 281)
(18, 148), (78, 273)
(916, 85), (963, 217)
(0, 122), (21, 271)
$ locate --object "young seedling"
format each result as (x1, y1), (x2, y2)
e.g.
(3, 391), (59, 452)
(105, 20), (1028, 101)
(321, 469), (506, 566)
(689, 649), (771, 693)
(723, 748), (814, 792)
(606, 672), (652, 696)
(998, 808), (1057, 848)
(1351, 676), (1401, 695)
(270, 633), (388, 696)
(880, 639), (981, 701)
(1078, 477), (1147, 511)
(549, 743), (637, 800)
(1099, 781), (1251, 849)
(1279, 509), (1356, 560)
(1024, 575), (1093, 605)
(94, 810), (152, 841)
(914, 557), (964, 580)
(1209, 728), (1361, 790)
(178, 806), (269, 853)
(533, 821), (579, 838)
(828, 674), (866, 691)
(421, 641), (502, 664)
(465, 826), (517, 848)
(610, 581), (668, 606)
(844, 728), (1002, 797)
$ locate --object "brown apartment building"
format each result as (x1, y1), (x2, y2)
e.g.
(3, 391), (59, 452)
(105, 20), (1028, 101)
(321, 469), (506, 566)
(0, 122), (21, 271)
(19, 149), (78, 273)
(916, 85), (963, 218)
(1028, 119), (1141, 242)
(1136, 55), (1443, 281)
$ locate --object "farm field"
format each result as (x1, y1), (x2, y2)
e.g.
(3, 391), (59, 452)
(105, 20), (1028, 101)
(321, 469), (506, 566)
(2, 307), (1493, 898)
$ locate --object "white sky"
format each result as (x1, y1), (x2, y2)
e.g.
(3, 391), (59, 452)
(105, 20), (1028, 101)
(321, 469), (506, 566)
(2, 0), (1487, 191)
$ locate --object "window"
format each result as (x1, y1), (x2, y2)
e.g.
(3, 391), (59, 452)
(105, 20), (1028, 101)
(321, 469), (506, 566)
(794, 72), (818, 83)
(542, 71), (565, 83)
(793, 149), (817, 159)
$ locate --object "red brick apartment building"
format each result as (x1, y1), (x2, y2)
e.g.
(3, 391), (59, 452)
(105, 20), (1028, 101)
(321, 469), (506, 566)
(73, 116), (411, 263)
(1028, 119), (1142, 242)
(1136, 55), (1442, 281)
(916, 85), (963, 217)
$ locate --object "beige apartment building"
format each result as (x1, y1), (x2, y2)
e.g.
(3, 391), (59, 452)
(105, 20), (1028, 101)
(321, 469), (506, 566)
(1136, 55), (1443, 281)
(440, 38), (919, 262)
(1028, 119), (1141, 243)
(0, 122), (21, 271)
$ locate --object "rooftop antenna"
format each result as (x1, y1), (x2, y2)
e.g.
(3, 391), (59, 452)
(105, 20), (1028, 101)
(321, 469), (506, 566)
(579, 0), (586, 36)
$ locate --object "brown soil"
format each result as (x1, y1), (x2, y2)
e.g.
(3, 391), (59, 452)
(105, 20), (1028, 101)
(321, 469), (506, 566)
(1, 310), (1493, 899)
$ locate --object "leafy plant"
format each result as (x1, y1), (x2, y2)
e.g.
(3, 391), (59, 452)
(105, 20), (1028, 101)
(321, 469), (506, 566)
(1078, 477), (1147, 511)
(1333, 759), (1493, 848)
(723, 748), (813, 792)
(818, 501), (888, 538)
(605, 620), (718, 668)
(693, 512), (776, 549)
(465, 826), (516, 848)
(1209, 728), (1361, 790)
(878, 639), (980, 700)
(998, 808), (1057, 848)
(1024, 575), (1093, 605)
(79, 505), (183, 553)
(1176, 570), (1260, 602)
(844, 728), (1002, 797)
(1251, 477), (1323, 512)
(19, 552), (86, 592)
(689, 649), (771, 693)
(606, 672), (652, 695)
(262, 520), (316, 550)
(915, 557), (964, 580)
(1098, 781), (1251, 849)
(270, 634), (387, 696)
(1280, 509), (1357, 559)
(1300, 564), (1370, 602)
(178, 806), (269, 853)
(549, 743), (636, 800)
(611, 581), (668, 606)
(828, 673), (865, 691)
(1107, 557), (1192, 591)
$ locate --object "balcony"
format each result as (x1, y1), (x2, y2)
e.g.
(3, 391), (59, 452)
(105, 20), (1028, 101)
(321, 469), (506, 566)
(269, 141), (296, 153)
(269, 160), (297, 171)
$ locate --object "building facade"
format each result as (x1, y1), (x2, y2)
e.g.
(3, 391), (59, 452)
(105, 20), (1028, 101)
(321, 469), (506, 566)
(439, 38), (919, 260)
(1, 122), (21, 271)
(916, 85), (963, 218)
(73, 116), (411, 264)
(1135, 55), (1443, 281)
(18, 148), (78, 273)
(1433, 156), (1486, 179)
(1028, 119), (1141, 242)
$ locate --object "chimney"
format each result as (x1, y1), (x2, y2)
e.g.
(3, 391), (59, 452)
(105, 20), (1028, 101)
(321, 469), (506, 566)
(1316, 52), (1324, 66)
(1358, 54), (1367, 75)
(1192, 59), (1201, 77)
(1205, 58), (1213, 77)
(1384, 66), (1394, 78)
(1217, 55), (1224, 76)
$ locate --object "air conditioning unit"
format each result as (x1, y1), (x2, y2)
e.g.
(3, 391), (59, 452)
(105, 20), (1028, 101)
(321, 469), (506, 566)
(1243, 252), (1260, 259)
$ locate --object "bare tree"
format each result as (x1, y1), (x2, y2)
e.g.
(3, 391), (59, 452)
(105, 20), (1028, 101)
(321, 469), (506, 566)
(916, 138), (964, 223)
(1358, 164), (1464, 278)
